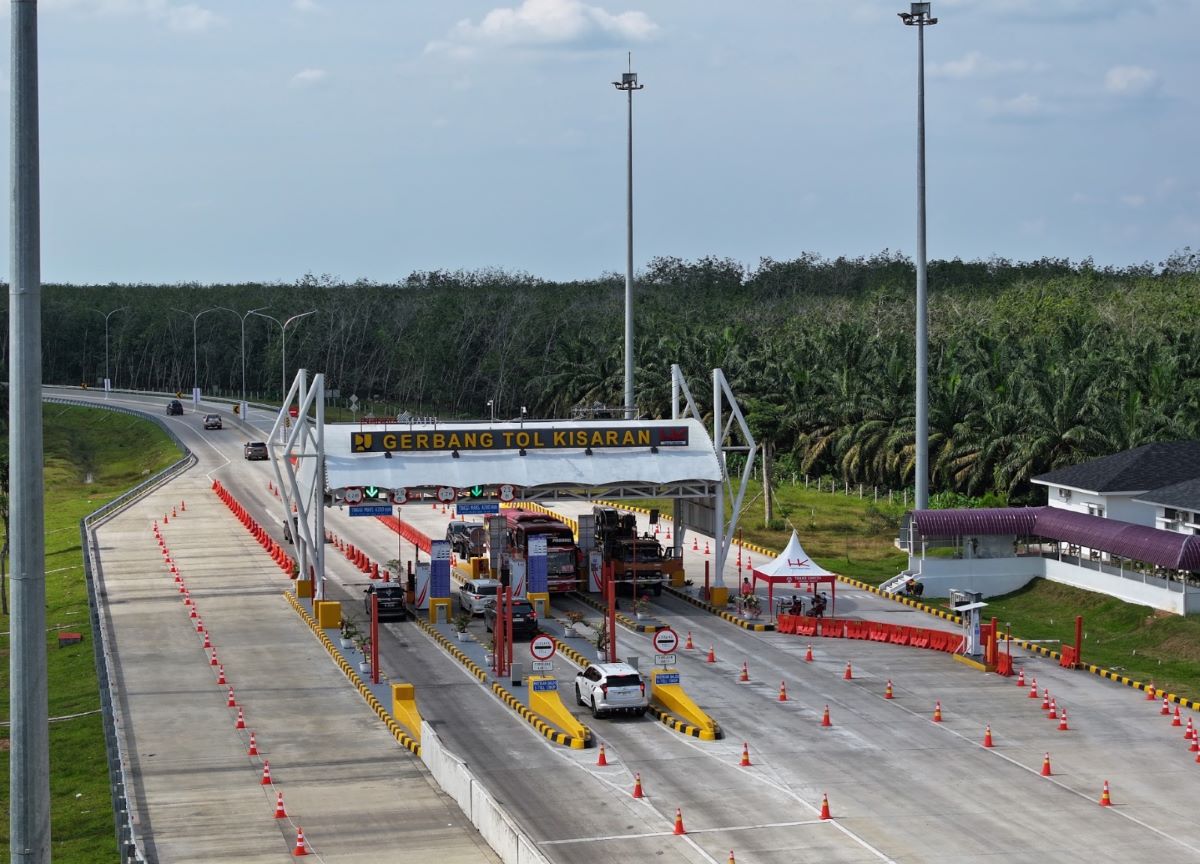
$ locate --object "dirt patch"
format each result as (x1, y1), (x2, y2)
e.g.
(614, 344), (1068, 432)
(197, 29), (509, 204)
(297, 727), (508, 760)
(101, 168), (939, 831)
(1146, 633), (1200, 665)
(0, 738), (9, 752)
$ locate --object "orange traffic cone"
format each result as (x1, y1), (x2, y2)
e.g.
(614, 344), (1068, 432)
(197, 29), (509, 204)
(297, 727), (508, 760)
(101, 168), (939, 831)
(632, 773), (644, 798)
(217, 665), (226, 685)
(704, 541), (710, 556)
(597, 744), (608, 767)
(728, 852), (736, 864)
(247, 732), (259, 756)
(1058, 709), (1069, 731)
(884, 679), (894, 699)
(293, 826), (308, 856)
(739, 661), (750, 682)
(1016, 668), (1025, 687)
(778, 681), (788, 702)
(203, 632), (212, 649)
(1048, 699), (1057, 720)
(673, 808), (686, 835)
(1162, 696), (1171, 716)
(1041, 752), (1052, 776)
(685, 631), (694, 650)
(172, 506), (177, 518)
(1147, 683), (1157, 701)
(819, 793), (832, 820)
(1029, 677), (1038, 698)
(226, 687), (236, 708)
(843, 661), (853, 680)
(1172, 706), (1182, 726)
(235, 707), (245, 730)
(163, 513), (169, 524)
(692, 537), (699, 552)
(1099, 780), (1112, 806)
(180, 500), (186, 511)
(261, 760), (272, 785)
(1186, 718), (1195, 741)
(273, 790), (288, 818)
(805, 644), (814, 662)
(1041, 689), (1050, 710)
(739, 743), (751, 767)
(821, 705), (832, 727)
(983, 725), (994, 748)
(933, 700), (943, 722)
(706, 645), (716, 663)
(210, 648), (219, 666)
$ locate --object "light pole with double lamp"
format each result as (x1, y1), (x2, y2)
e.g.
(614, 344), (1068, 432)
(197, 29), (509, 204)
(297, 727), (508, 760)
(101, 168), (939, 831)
(93, 306), (128, 393)
(613, 55), (644, 420)
(250, 309), (317, 400)
(216, 305), (268, 411)
(172, 307), (221, 403)
(899, 2), (937, 511)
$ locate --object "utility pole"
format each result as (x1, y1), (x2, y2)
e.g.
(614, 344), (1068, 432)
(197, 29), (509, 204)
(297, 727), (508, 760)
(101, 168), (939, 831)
(613, 54), (643, 420)
(9, 1), (51, 860)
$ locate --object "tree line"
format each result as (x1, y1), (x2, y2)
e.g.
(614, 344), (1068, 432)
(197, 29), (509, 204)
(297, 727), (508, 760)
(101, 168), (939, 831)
(2, 249), (1198, 503)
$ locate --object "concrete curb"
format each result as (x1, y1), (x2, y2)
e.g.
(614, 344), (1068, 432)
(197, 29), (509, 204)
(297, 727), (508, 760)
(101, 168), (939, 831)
(662, 585), (775, 632)
(567, 590), (660, 633)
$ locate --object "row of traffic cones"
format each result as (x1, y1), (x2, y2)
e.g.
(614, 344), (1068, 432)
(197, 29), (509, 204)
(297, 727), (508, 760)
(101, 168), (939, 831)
(211, 481), (296, 576)
(628, 772), (832, 828)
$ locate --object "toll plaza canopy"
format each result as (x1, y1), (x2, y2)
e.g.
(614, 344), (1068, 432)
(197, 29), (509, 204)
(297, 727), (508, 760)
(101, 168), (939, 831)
(322, 418), (723, 501)
(752, 530), (837, 616)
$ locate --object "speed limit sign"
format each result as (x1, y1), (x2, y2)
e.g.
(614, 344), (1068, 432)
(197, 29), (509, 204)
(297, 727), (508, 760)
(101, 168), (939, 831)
(652, 627), (679, 655)
(436, 486), (457, 503)
(529, 635), (556, 661)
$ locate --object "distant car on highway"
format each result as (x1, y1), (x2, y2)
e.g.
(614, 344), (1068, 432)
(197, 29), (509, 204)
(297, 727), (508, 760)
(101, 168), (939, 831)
(243, 441), (268, 461)
(365, 584), (408, 622)
(202, 413), (222, 430)
(166, 399), (183, 416)
(459, 578), (500, 615)
(574, 662), (648, 718)
(483, 597), (537, 640)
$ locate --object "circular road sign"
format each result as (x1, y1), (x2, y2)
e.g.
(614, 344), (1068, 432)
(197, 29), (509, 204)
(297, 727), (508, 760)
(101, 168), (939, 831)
(436, 485), (457, 503)
(652, 627), (679, 655)
(342, 487), (364, 505)
(529, 635), (556, 661)
(498, 484), (518, 502)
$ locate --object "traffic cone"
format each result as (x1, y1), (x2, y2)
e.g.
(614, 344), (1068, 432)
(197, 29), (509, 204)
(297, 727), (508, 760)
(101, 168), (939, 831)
(1163, 697), (1172, 716)
(739, 661), (750, 682)
(704, 541), (710, 556)
(673, 808), (686, 835)
(172, 506), (177, 518)
(706, 645), (716, 663)
(216, 665), (226, 685)
(933, 700), (942, 722)
(1190, 736), (1199, 754)
(983, 725), (994, 748)
(1041, 752), (1052, 776)
(1147, 683), (1157, 701)
(210, 648), (219, 666)
(235, 707), (245, 730)
(203, 632), (212, 649)
(819, 793), (831, 820)
(1016, 668), (1025, 687)
(885, 679), (894, 699)
(1186, 718), (1195, 741)
(739, 743), (751, 767)
(632, 773), (644, 798)
(597, 744), (608, 767)
(163, 513), (169, 524)
(728, 852), (736, 864)
(1058, 709), (1069, 731)
(805, 644), (814, 663)
(821, 705), (832, 727)
(273, 791), (288, 818)
(692, 536), (699, 551)
(1173, 706), (1182, 726)
(1099, 780), (1112, 806)
(1029, 677), (1038, 698)
(247, 732), (259, 756)
(180, 500), (186, 511)
(261, 760), (272, 785)
(685, 631), (694, 650)
(1041, 689), (1051, 710)
(843, 661), (853, 680)
(1048, 699), (1057, 720)
(293, 826), (308, 856)
(779, 681), (788, 702)
(226, 687), (236, 708)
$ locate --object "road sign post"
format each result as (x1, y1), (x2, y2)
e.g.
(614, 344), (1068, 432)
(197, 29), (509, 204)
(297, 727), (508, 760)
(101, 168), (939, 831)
(530, 634), (556, 662)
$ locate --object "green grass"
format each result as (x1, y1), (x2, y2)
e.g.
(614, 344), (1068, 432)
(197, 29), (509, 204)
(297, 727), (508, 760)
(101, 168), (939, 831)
(1, 404), (181, 862)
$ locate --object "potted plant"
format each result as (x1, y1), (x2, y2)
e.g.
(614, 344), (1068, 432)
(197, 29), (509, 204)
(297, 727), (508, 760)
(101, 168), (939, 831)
(355, 636), (372, 673)
(564, 610), (585, 637)
(594, 619), (608, 654)
(483, 637), (495, 667)
(740, 593), (762, 620)
(339, 620), (358, 649)
(633, 595), (651, 620)
(451, 612), (473, 641)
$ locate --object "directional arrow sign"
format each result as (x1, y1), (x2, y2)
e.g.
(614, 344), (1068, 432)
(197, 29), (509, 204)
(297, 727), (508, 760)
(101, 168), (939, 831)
(365, 485), (379, 498)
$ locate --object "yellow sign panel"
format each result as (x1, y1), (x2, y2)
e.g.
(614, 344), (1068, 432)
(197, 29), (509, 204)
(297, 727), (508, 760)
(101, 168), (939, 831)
(349, 425), (689, 453)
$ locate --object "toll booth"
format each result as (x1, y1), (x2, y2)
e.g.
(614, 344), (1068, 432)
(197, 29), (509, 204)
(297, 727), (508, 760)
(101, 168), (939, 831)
(950, 590), (987, 660)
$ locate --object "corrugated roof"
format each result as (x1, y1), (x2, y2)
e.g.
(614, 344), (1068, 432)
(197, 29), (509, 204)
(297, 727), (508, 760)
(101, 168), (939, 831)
(1135, 478), (1200, 512)
(912, 505), (1200, 571)
(1031, 441), (1200, 493)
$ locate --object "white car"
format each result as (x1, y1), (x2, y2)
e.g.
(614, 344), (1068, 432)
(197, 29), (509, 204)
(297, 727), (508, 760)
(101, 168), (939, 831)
(459, 578), (501, 615)
(574, 662), (648, 718)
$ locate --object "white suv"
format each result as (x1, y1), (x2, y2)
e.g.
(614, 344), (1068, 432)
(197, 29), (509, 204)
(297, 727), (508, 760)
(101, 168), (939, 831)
(575, 662), (648, 718)
(459, 578), (500, 615)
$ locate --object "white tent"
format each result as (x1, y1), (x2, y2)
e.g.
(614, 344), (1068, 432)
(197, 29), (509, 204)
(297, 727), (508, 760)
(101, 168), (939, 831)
(751, 530), (837, 617)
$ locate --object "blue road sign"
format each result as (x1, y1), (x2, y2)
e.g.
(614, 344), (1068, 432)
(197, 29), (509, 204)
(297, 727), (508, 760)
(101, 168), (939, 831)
(456, 501), (500, 515)
(532, 679), (559, 692)
(654, 672), (681, 685)
(348, 504), (394, 517)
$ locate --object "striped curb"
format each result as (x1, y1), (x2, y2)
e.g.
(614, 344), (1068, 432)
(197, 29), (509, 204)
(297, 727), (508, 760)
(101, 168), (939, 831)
(567, 590), (660, 633)
(550, 636), (723, 741)
(413, 617), (590, 749)
(284, 592), (420, 756)
(661, 585), (775, 632)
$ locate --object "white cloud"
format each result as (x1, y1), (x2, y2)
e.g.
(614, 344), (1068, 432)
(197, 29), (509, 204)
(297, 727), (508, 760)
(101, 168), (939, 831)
(290, 68), (328, 87)
(981, 92), (1048, 118)
(37, 0), (222, 32)
(928, 51), (1046, 79)
(1104, 65), (1158, 95)
(427, 0), (658, 57)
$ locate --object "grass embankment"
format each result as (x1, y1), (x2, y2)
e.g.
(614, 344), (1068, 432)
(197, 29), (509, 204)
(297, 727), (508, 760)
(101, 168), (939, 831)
(1, 404), (181, 862)
(633, 479), (1200, 699)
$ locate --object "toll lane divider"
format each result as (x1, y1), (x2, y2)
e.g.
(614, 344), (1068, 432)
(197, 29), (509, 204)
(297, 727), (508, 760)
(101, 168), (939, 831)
(550, 637), (723, 741)
(377, 515), (431, 553)
(777, 614), (964, 654)
(413, 616), (590, 749)
(567, 590), (658, 634)
(662, 585), (775, 632)
(284, 592), (420, 756)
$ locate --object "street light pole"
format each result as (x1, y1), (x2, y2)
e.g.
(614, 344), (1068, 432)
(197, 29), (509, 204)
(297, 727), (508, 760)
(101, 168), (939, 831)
(172, 307), (220, 401)
(613, 54), (643, 420)
(216, 305), (268, 407)
(93, 306), (128, 389)
(900, 2), (937, 511)
(250, 309), (316, 399)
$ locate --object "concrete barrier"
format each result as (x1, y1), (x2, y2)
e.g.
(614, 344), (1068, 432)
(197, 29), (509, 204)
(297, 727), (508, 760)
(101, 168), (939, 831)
(649, 668), (721, 740)
(527, 676), (587, 740)
(391, 683), (423, 743)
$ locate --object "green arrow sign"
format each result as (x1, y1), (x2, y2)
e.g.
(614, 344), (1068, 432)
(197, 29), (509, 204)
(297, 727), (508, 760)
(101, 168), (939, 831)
(365, 485), (379, 498)
(470, 485), (484, 498)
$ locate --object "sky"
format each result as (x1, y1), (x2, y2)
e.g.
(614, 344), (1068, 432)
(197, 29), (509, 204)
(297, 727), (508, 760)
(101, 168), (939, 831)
(0, 0), (1197, 284)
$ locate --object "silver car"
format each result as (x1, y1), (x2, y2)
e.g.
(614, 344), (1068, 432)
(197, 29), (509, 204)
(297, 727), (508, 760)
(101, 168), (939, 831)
(459, 578), (501, 615)
(574, 662), (648, 718)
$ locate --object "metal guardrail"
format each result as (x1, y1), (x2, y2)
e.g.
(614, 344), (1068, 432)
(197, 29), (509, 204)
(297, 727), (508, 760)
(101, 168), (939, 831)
(47, 394), (197, 863)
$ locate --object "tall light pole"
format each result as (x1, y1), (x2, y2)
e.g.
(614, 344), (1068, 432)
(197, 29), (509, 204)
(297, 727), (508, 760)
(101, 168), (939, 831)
(93, 306), (128, 388)
(899, 2), (937, 510)
(216, 305), (268, 407)
(250, 309), (316, 398)
(172, 307), (220, 400)
(613, 54), (643, 420)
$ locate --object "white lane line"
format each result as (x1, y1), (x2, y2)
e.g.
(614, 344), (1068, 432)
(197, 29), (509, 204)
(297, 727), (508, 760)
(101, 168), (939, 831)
(542, 818), (828, 845)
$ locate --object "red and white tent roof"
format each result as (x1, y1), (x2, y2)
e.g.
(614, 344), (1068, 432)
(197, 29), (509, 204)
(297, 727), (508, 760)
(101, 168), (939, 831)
(752, 530), (835, 581)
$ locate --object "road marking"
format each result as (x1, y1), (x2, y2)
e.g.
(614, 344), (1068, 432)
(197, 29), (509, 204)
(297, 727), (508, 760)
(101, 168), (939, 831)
(541, 818), (828, 845)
